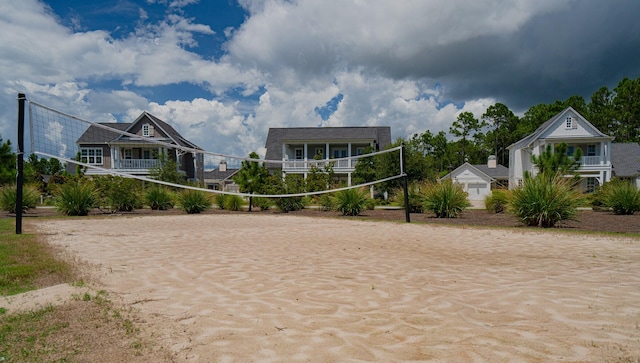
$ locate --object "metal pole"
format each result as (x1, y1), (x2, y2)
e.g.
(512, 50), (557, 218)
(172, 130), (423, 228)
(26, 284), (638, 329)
(401, 143), (410, 223)
(16, 93), (26, 234)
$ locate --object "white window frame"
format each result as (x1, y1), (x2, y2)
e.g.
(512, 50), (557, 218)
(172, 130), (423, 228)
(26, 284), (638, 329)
(143, 149), (152, 159)
(587, 144), (596, 156)
(295, 148), (303, 160)
(333, 148), (347, 158)
(142, 124), (150, 137)
(586, 177), (596, 193)
(124, 148), (132, 159)
(565, 117), (572, 128)
(80, 147), (103, 165)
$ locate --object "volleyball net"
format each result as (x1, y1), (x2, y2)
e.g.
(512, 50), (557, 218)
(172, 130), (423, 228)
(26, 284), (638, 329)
(25, 97), (406, 199)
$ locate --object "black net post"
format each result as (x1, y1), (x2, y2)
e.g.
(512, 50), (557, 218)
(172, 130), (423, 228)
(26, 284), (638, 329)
(16, 93), (26, 234)
(401, 142), (410, 223)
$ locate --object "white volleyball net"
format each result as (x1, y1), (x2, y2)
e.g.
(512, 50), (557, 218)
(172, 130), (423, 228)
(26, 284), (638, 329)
(27, 98), (405, 199)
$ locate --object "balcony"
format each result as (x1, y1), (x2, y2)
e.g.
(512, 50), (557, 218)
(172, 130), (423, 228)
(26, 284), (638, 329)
(114, 159), (160, 169)
(283, 159), (357, 173)
(580, 155), (606, 166)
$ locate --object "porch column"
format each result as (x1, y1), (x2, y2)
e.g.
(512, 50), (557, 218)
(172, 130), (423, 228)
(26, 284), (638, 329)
(325, 143), (329, 159)
(111, 147), (117, 169)
(282, 143), (286, 160)
(348, 143), (352, 157)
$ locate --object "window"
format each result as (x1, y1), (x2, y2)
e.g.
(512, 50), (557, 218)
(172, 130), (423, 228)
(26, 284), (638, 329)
(587, 144), (596, 156)
(80, 148), (103, 165)
(565, 117), (572, 128)
(124, 149), (132, 159)
(333, 149), (347, 158)
(567, 146), (575, 156)
(143, 150), (152, 159)
(356, 147), (365, 155)
(295, 148), (303, 159)
(142, 124), (150, 136)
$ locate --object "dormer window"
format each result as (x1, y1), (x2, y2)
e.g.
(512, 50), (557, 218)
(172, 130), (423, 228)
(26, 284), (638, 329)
(565, 117), (572, 128)
(142, 124), (154, 137)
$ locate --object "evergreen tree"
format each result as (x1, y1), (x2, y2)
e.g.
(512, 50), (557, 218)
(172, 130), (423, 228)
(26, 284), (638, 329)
(233, 152), (268, 211)
(0, 137), (15, 185)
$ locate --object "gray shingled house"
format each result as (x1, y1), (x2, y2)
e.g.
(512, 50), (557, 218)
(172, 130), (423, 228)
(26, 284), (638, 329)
(264, 126), (392, 185)
(611, 143), (640, 188)
(76, 112), (203, 181)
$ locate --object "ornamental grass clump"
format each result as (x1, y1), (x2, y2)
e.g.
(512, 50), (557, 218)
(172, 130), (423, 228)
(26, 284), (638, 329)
(223, 194), (244, 211)
(334, 188), (368, 216)
(54, 179), (98, 216)
(596, 179), (640, 215)
(510, 172), (583, 227)
(423, 179), (470, 218)
(0, 184), (40, 213)
(145, 186), (175, 210)
(485, 189), (511, 214)
(177, 189), (212, 214)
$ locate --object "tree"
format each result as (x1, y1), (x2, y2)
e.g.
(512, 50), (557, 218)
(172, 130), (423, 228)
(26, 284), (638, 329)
(612, 76), (640, 142)
(588, 86), (617, 135)
(449, 112), (484, 166)
(530, 142), (582, 176)
(149, 151), (185, 184)
(0, 137), (15, 185)
(482, 103), (519, 166)
(233, 152), (268, 211)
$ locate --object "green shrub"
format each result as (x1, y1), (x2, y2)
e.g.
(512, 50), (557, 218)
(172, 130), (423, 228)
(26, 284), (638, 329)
(363, 197), (376, 211)
(398, 182), (426, 213)
(596, 179), (640, 215)
(274, 196), (305, 213)
(93, 176), (142, 212)
(223, 194), (244, 211)
(54, 180), (98, 216)
(177, 189), (212, 214)
(423, 179), (470, 218)
(145, 186), (174, 210)
(318, 193), (335, 211)
(0, 184), (40, 213)
(253, 197), (272, 211)
(214, 193), (226, 210)
(485, 189), (511, 214)
(334, 188), (368, 216)
(510, 172), (583, 227)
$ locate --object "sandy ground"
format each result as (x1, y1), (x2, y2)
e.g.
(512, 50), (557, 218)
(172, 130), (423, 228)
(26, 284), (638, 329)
(17, 214), (640, 362)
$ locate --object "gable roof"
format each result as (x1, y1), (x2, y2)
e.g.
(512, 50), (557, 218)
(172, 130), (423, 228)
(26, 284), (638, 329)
(611, 143), (640, 177)
(203, 168), (239, 181)
(441, 162), (509, 181)
(509, 107), (612, 150)
(77, 112), (200, 149)
(264, 126), (392, 161)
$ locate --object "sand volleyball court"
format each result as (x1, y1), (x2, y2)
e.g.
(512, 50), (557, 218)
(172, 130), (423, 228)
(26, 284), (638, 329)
(31, 214), (640, 362)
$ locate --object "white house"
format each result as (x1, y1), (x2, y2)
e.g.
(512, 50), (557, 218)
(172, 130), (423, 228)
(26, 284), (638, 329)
(441, 156), (509, 202)
(508, 107), (614, 192)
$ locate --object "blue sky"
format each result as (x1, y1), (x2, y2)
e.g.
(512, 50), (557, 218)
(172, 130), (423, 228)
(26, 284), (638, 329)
(1, 0), (639, 160)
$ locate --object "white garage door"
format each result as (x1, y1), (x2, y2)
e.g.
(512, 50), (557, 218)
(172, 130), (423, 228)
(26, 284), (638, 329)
(467, 183), (488, 200)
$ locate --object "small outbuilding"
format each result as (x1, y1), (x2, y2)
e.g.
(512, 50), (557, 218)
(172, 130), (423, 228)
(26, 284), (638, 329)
(440, 156), (509, 202)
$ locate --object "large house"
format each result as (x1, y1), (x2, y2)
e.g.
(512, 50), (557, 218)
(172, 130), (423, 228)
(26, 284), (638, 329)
(508, 107), (614, 192)
(76, 112), (203, 181)
(264, 126), (392, 185)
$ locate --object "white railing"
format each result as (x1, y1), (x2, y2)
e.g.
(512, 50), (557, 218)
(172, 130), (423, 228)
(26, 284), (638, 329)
(580, 155), (605, 166)
(283, 159), (357, 171)
(115, 159), (160, 169)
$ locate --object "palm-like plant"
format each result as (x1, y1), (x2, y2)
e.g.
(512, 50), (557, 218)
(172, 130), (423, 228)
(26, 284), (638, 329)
(177, 189), (212, 214)
(54, 179), (97, 216)
(423, 179), (470, 218)
(510, 172), (583, 227)
(334, 188), (368, 216)
(595, 179), (640, 215)
(145, 186), (175, 210)
(0, 184), (40, 213)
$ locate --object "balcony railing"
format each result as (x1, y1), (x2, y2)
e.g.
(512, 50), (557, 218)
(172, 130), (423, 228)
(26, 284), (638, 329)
(114, 159), (160, 169)
(283, 159), (357, 171)
(579, 155), (606, 166)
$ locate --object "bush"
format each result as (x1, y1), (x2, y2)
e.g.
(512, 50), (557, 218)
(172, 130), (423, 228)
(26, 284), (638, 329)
(398, 182), (426, 213)
(334, 188), (368, 216)
(214, 193), (226, 210)
(145, 186), (175, 210)
(0, 184), (40, 213)
(596, 179), (640, 215)
(423, 179), (470, 218)
(363, 198), (376, 211)
(274, 196), (305, 213)
(485, 189), (511, 214)
(93, 176), (142, 212)
(253, 197), (272, 211)
(318, 193), (335, 211)
(54, 180), (98, 216)
(177, 189), (212, 214)
(510, 172), (583, 227)
(223, 194), (244, 211)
